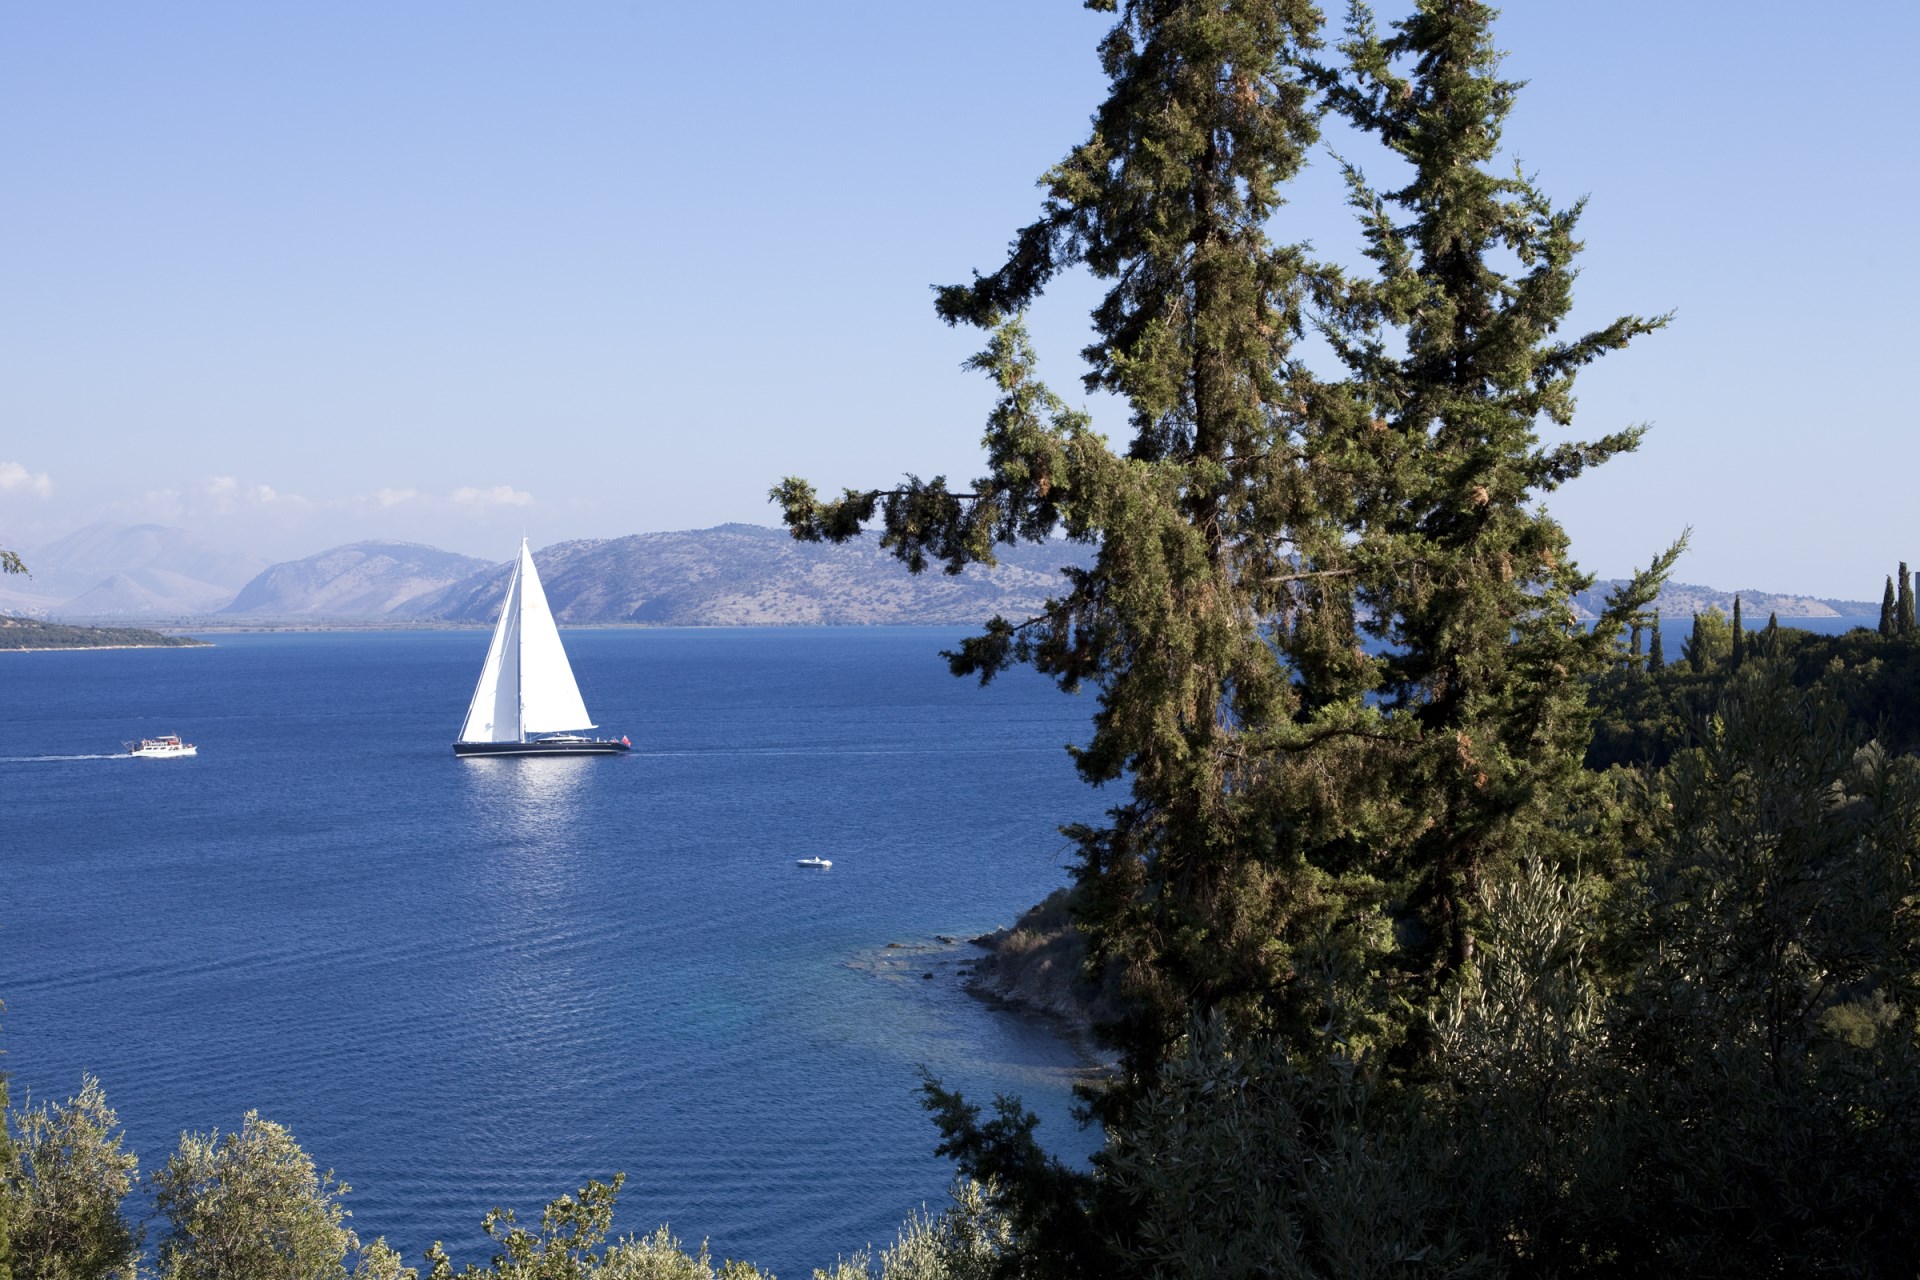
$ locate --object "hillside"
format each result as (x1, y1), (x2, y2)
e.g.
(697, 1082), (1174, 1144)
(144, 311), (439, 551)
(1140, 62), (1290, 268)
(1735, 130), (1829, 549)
(394, 524), (1085, 625)
(1572, 579), (1875, 621)
(222, 541), (495, 616)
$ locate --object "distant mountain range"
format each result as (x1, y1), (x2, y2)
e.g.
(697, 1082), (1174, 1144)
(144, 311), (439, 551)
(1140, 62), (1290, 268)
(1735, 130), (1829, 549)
(397, 524), (1083, 625)
(1, 522), (267, 618)
(4, 520), (1883, 626)
(221, 542), (495, 617)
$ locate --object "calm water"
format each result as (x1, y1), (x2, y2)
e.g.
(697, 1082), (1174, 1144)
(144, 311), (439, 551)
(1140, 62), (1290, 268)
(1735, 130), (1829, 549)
(0, 628), (1109, 1276)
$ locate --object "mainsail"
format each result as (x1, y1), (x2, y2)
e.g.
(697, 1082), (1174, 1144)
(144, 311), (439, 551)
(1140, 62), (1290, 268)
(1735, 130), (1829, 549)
(457, 540), (596, 743)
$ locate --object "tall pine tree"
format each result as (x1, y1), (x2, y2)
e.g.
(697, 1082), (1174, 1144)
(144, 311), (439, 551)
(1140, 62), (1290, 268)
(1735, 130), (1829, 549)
(780, 0), (1365, 1112)
(1318, 0), (1676, 977)
(777, 0), (1671, 1107)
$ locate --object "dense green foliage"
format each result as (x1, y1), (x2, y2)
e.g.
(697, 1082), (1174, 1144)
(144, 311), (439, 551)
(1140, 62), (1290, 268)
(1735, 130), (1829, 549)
(151, 1111), (395, 1280)
(5, 1078), (139, 1280)
(776, 0), (1669, 1119)
(1590, 617), (1920, 769)
(768, 0), (1917, 1274)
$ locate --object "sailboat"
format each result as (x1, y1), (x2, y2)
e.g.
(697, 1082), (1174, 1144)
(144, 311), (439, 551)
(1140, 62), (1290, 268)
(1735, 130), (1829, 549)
(453, 539), (631, 757)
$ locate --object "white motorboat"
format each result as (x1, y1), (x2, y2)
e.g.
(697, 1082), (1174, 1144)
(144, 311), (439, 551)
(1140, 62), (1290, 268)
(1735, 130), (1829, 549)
(796, 856), (832, 869)
(453, 538), (630, 757)
(126, 734), (196, 758)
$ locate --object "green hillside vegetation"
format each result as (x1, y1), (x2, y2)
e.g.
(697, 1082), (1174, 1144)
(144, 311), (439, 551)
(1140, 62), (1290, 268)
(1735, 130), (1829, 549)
(1590, 599), (1920, 769)
(0, 616), (208, 650)
(6, 3), (1918, 1278)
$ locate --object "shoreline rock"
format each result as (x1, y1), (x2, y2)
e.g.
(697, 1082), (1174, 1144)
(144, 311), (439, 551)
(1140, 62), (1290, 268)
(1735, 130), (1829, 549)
(962, 887), (1121, 1065)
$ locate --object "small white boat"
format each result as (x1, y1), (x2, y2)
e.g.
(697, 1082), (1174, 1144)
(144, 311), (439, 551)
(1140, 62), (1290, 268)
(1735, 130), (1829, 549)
(795, 856), (832, 869)
(126, 734), (196, 759)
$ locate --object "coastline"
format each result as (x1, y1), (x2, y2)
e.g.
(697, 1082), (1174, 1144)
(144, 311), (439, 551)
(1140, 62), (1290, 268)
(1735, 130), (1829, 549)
(0, 643), (213, 652)
(952, 888), (1122, 1067)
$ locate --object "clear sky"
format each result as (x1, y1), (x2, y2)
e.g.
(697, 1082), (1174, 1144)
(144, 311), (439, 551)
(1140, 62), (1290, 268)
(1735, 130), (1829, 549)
(2, 2), (1914, 597)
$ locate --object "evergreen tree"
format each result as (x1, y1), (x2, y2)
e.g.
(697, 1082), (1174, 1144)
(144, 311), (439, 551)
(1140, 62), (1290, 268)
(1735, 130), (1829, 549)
(1319, 0), (1675, 980)
(1630, 622), (1644, 669)
(1648, 611), (1665, 672)
(1900, 562), (1915, 635)
(781, 0), (1361, 1126)
(1880, 575), (1896, 637)
(1684, 607), (1732, 673)
(1731, 595), (1745, 668)
(777, 0), (1670, 1139)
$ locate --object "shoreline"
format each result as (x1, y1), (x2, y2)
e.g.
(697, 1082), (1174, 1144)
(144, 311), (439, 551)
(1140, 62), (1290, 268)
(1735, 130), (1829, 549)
(0, 642), (213, 652)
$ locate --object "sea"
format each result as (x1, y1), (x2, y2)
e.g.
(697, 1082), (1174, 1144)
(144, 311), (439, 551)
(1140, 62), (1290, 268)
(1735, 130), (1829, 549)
(0, 628), (1112, 1276)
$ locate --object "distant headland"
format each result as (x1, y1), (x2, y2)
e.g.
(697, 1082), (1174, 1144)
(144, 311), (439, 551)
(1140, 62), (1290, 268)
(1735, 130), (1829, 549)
(0, 616), (209, 651)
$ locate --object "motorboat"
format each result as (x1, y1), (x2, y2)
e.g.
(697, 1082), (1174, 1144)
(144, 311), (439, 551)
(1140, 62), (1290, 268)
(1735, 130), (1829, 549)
(126, 734), (197, 758)
(796, 856), (833, 869)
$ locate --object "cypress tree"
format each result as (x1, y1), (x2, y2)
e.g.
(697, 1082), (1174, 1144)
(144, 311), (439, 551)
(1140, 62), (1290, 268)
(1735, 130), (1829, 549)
(1630, 622), (1645, 667)
(1322, 0), (1675, 978)
(781, 0), (1351, 1134)
(1881, 576), (1896, 637)
(1731, 595), (1745, 668)
(777, 0), (1673, 1118)
(1648, 610), (1665, 672)
(1689, 612), (1708, 673)
(1900, 562), (1915, 634)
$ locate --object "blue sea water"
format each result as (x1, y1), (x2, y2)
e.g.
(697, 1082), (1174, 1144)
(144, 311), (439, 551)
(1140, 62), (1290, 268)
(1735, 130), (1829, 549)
(0, 628), (1110, 1276)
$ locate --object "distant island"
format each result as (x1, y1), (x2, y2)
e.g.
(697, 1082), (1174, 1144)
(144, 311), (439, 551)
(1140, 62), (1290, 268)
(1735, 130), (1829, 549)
(0, 615), (209, 650)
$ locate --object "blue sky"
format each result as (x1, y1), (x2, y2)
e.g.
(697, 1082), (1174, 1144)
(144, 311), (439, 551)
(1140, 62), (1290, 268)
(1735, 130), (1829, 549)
(2, 2), (1914, 597)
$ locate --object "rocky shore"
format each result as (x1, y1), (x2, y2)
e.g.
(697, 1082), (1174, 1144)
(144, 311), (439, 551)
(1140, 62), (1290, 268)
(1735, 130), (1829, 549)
(962, 887), (1121, 1060)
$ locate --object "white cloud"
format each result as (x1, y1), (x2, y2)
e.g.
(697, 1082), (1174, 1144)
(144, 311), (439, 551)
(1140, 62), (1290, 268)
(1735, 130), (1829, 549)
(376, 487), (418, 508)
(452, 485), (533, 507)
(0, 461), (54, 498)
(196, 475), (305, 512)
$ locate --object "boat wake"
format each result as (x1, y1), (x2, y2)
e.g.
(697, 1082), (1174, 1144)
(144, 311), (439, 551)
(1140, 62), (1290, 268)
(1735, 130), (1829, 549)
(0, 753), (133, 763)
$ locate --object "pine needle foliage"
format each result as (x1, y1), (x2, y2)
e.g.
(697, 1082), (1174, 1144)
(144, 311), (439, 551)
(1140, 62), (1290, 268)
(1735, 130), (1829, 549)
(775, 0), (1672, 1113)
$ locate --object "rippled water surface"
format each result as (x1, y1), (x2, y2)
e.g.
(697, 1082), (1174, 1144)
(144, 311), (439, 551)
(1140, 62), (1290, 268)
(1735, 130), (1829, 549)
(1, 628), (1106, 1275)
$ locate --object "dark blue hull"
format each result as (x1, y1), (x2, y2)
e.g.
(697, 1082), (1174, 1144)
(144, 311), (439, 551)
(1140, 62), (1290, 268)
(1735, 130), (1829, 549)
(452, 738), (631, 757)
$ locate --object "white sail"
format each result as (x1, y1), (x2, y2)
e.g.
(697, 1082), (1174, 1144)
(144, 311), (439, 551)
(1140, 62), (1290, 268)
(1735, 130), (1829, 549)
(514, 540), (595, 734)
(456, 539), (596, 744)
(458, 553), (524, 743)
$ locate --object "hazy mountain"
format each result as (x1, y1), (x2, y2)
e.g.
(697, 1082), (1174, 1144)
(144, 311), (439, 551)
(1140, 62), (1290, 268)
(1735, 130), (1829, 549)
(222, 542), (496, 617)
(394, 524), (1087, 625)
(64, 569), (246, 617)
(1572, 580), (1877, 621)
(22, 521), (269, 616)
